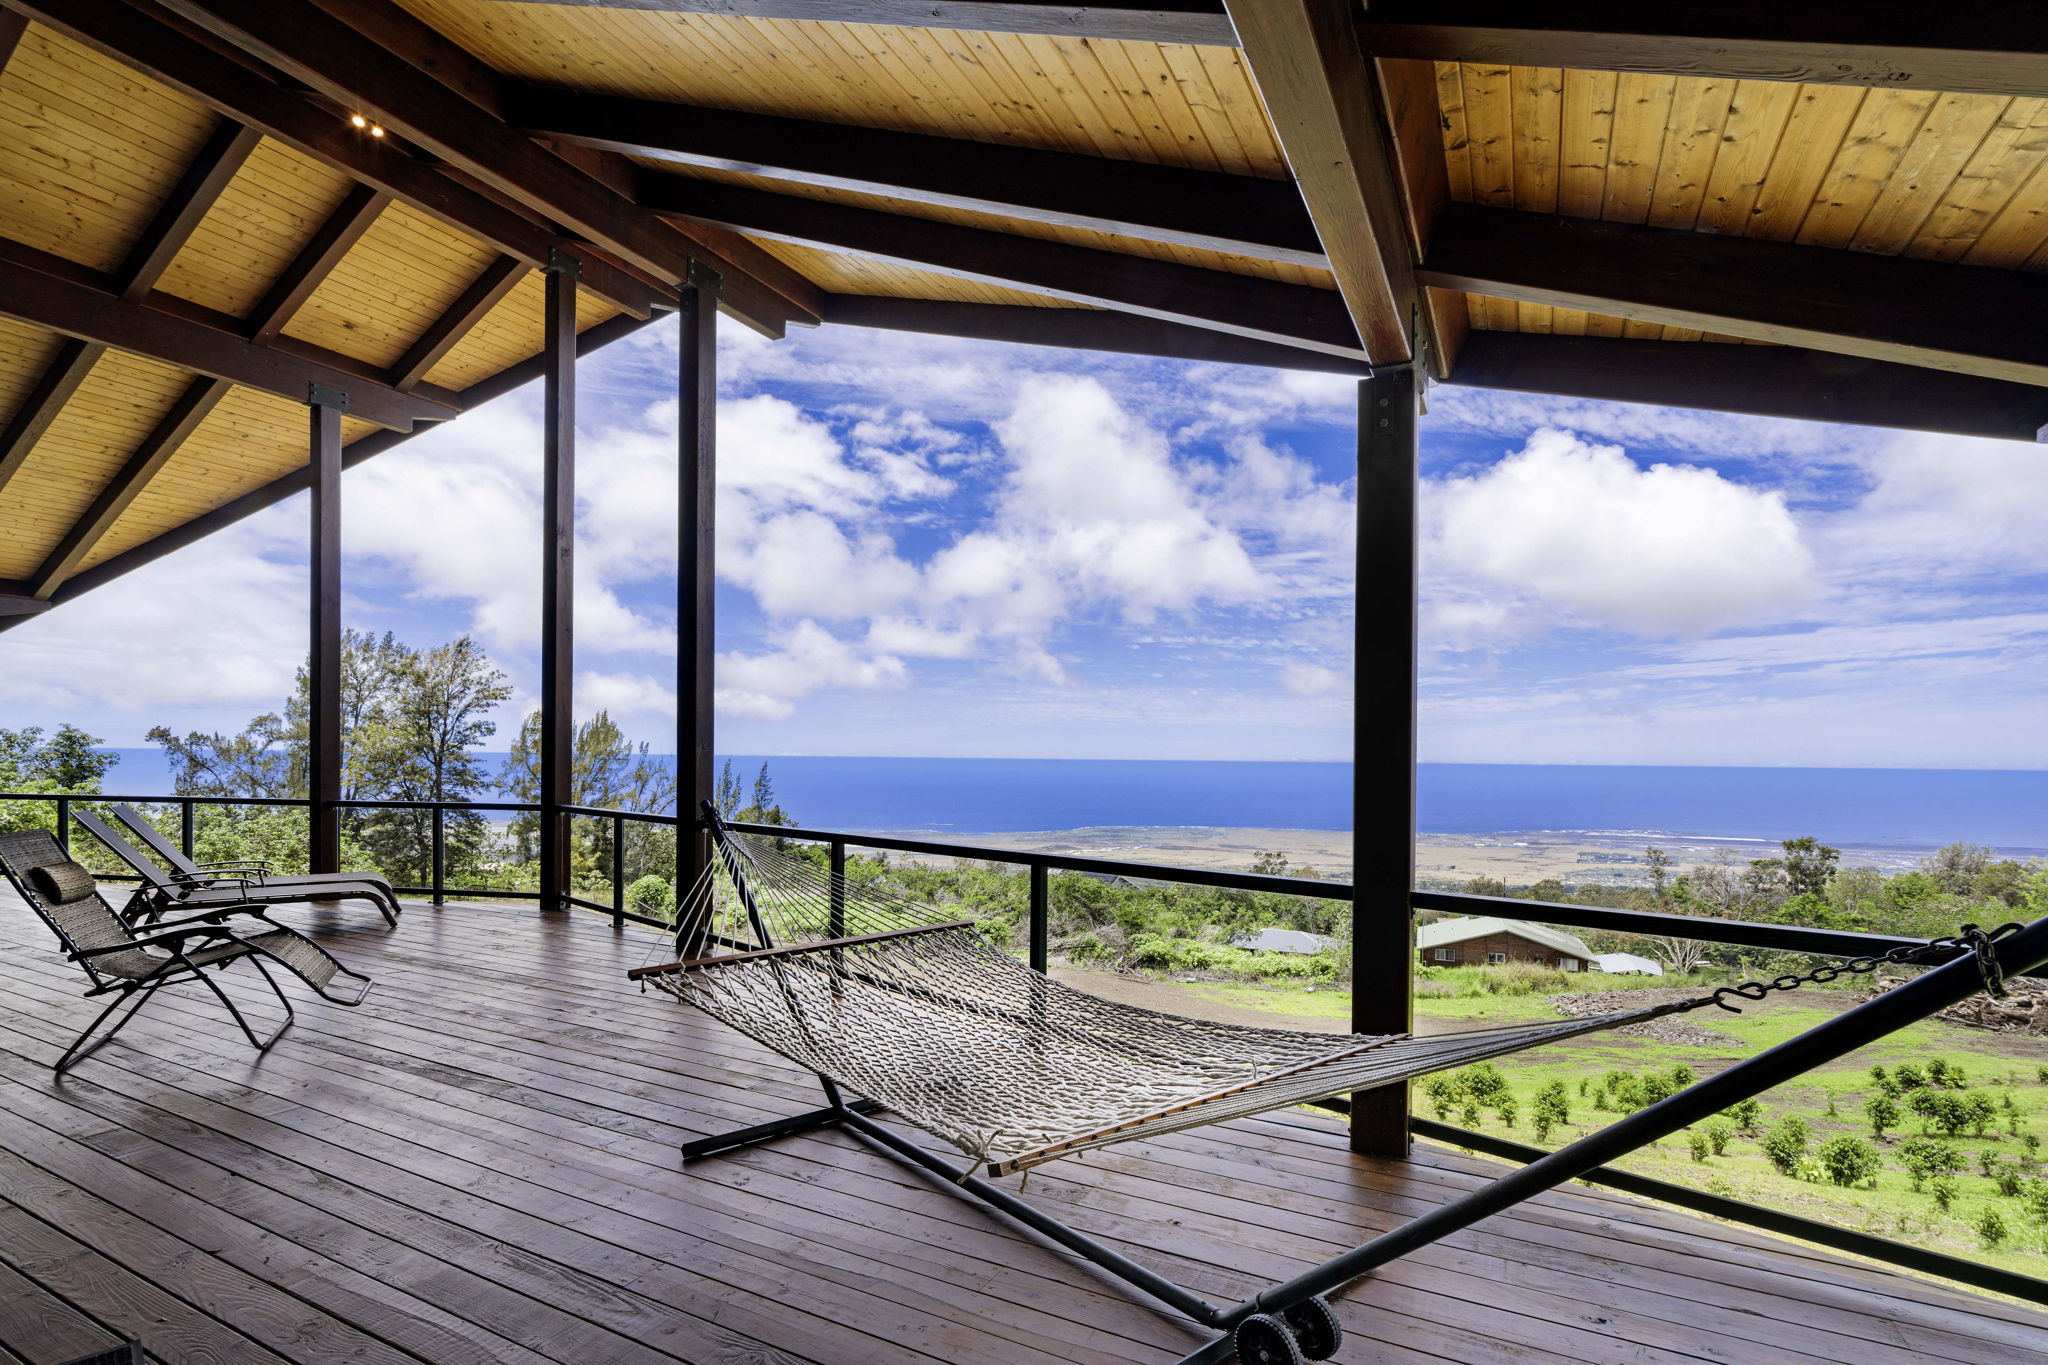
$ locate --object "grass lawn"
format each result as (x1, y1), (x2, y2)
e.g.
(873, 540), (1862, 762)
(1188, 975), (2048, 1284)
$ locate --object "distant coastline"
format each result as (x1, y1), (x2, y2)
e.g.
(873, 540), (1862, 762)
(82, 749), (2048, 857)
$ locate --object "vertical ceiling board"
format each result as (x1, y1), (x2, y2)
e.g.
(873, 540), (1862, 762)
(1852, 94), (2011, 255)
(1694, 81), (1801, 235)
(1436, 62), (1474, 203)
(283, 201), (500, 369)
(0, 319), (65, 431)
(0, 25), (218, 271)
(1461, 64), (1515, 208)
(1912, 98), (2048, 263)
(1551, 308), (1588, 335)
(1661, 326), (1705, 342)
(154, 137), (358, 319)
(1517, 301), (1555, 332)
(1583, 312), (1625, 338)
(1743, 86), (1869, 240)
(1556, 69), (1617, 219)
(1646, 77), (1736, 231)
(1601, 74), (1678, 224)
(1621, 318), (1666, 340)
(1159, 44), (1255, 176)
(1509, 67), (1562, 214)
(0, 350), (193, 575)
(1793, 89), (1939, 246)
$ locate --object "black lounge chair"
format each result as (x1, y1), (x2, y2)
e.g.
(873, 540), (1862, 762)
(91, 804), (402, 927)
(0, 830), (370, 1073)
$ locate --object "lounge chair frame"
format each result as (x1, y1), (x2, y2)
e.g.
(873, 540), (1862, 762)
(84, 805), (401, 927)
(0, 831), (371, 1074)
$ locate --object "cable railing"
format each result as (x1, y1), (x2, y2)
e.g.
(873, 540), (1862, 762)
(2, 789), (2037, 1301)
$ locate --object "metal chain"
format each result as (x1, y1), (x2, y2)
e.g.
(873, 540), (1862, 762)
(1695, 922), (2020, 1013)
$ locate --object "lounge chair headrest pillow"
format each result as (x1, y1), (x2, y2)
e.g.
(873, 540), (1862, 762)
(28, 860), (96, 905)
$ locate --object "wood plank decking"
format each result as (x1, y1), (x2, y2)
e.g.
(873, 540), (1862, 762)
(3, 891), (2046, 1365)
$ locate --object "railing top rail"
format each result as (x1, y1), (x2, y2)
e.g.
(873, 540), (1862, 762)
(0, 791), (313, 807)
(725, 818), (1354, 900)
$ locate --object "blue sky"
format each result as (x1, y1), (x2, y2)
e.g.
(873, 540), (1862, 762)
(7, 316), (2048, 770)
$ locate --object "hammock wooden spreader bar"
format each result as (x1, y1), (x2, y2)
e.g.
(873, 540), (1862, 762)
(635, 808), (2048, 1365)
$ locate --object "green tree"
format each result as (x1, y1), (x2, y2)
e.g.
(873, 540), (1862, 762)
(1897, 1137), (1966, 1191)
(1816, 1135), (1881, 1188)
(1780, 836), (1840, 899)
(500, 709), (679, 889)
(1866, 1093), (1900, 1138)
(1761, 1116), (1810, 1175)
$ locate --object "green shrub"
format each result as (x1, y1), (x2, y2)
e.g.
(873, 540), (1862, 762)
(1461, 1063), (1508, 1104)
(1896, 1062), (1927, 1091)
(1422, 1073), (1464, 1123)
(1687, 1129), (1710, 1163)
(1722, 1098), (1762, 1132)
(1704, 1121), (1733, 1157)
(1866, 1093), (1900, 1138)
(625, 874), (674, 920)
(1980, 1208), (2010, 1248)
(1898, 1137), (1966, 1191)
(1931, 1176), (1959, 1212)
(1816, 1136), (1881, 1188)
(1761, 1117), (1810, 1176)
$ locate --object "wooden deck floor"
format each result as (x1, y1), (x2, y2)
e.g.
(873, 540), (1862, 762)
(3, 894), (2047, 1365)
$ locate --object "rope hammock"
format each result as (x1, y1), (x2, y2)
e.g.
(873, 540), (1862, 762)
(637, 823), (1714, 1176)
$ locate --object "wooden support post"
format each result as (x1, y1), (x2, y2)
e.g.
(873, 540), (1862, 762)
(677, 264), (719, 890)
(308, 387), (344, 875)
(1350, 363), (1419, 1157)
(539, 253), (578, 912)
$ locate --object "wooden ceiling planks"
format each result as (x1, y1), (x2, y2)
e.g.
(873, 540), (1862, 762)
(283, 199), (504, 370)
(757, 241), (1082, 306)
(155, 137), (361, 319)
(396, 0), (1287, 173)
(85, 391), (379, 571)
(0, 350), (195, 578)
(420, 269), (620, 391)
(1435, 62), (2048, 341)
(0, 25), (220, 273)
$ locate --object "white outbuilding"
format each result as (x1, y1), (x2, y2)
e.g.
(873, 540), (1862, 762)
(1592, 952), (1665, 976)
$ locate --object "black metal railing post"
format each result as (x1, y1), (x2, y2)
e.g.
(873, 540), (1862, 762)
(1029, 861), (1049, 973)
(55, 796), (70, 856)
(431, 803), (446, 906)
(829, 839), (846, 940)
(180, 799), (195, 860)
(612, 813), (626, 926)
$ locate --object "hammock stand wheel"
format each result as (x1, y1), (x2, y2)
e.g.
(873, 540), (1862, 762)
(642, 808), (2048, 1365)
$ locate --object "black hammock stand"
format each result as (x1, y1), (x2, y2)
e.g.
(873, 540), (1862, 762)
(643, 813), (2048, 1365)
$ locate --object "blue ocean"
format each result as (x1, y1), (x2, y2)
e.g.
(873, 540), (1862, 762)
(92, 751), (2048, 852)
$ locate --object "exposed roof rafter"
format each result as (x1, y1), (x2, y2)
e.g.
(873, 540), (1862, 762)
(0, 236), (455, 430)
(1356, 2), (2048, 101)
(150, 0), (821, 330)
(25, 377), (234, 599)
(488, 0), (1240, 47)
(247, 184), (390, 344)
(1421, 205), (2048, 387)
(15, 0), (669, 320)
(1224, 0), (1416, 364)
(390, 255), (528, 391)
(1446, 330), (2048, 444)
(513, 86), (1326, 268)
(640, 174), (1365, 358)
(823, 294), (1370, 373)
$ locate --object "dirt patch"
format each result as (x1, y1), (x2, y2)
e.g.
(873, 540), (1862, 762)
(1866, 972), (2048, 1039)
(1547, 988), (1745, 1047)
